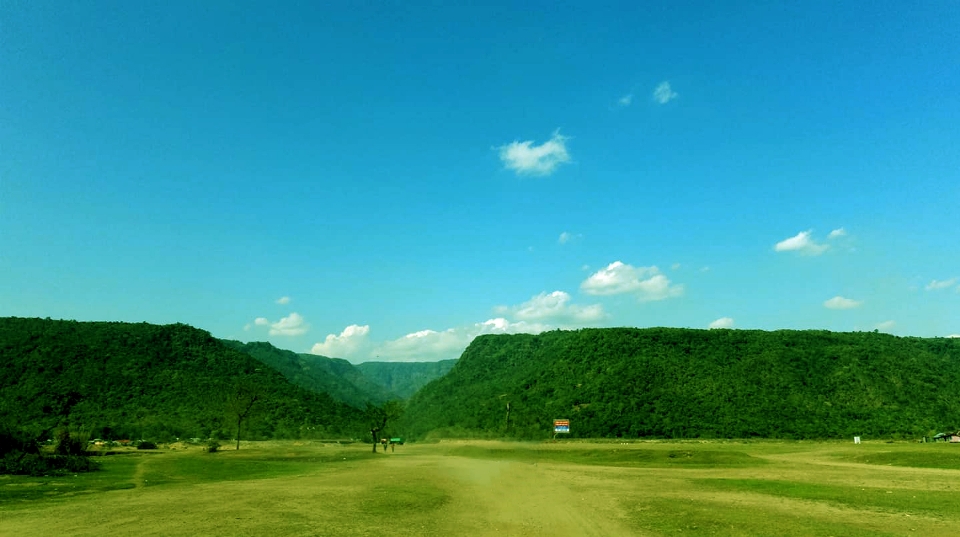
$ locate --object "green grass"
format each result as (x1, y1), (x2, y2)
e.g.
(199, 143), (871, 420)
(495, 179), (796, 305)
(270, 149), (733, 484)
(448, 445), (766, 467)
(138, 446), (376, 487)
(696, 478), (960, 518)
(839, 446), (960, 469)
(0, 453), (141, 505)
(622, 496), (895, 536)
(359, 481), (450, 512)
(3, 441), (958, 535)
(0, 445), (377, 504)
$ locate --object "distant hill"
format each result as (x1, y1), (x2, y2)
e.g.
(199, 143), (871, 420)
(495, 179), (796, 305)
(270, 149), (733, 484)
(0, 318), (365, 442)
(220, 340), (395, 406)
(356, 360), (457, 399)
(401, 328), (960, 440)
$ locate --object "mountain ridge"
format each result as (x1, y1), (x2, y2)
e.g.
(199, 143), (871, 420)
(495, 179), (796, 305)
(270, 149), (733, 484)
(0, 317), (364, 441)
(401, 327), (960, 440)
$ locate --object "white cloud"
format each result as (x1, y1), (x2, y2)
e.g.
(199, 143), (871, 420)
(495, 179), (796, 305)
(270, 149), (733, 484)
(558, 231), (581, 245)
(312, 295), (589, 361)
(269, 312), (308, 336)
(774, 230), (828, 256)
(275, 296), (291, 305)
(828, 228), (846, 239)
(311, 324), (371, 358)
(495, 291), (605, 324)
(581, 261), (684, 301)
(671, 263), (682, 270)
(312, 318), (551, 363)
(618, 94), (633, 107)
(824, 296), (862, 310)
(925, 278), (958, 291)
(708, 317), (735, 329)
(875, 320), (896, 332)
(374, 318), (550, 362)
(652, 81), (677, 104)
(374, 328), (465, 362)
(947, 334), (960, 338)
(497, 130), (571, 176)
(254, 317), (270, 326)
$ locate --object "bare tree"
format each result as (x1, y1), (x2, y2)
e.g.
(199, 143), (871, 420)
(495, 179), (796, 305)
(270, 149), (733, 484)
(226, 380), (261, 451)
(366, 401), (403, 453)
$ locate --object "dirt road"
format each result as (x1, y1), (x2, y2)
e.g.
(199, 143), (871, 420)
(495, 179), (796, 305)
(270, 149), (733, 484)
(407, 454), (634, 536)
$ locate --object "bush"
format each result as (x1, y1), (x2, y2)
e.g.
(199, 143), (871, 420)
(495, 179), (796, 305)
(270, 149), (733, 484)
(46, 454), (100, 474)
(53, 428), (89, 456)
(205, 440), (220, 453)
(0, 427), (39, 457)
(137, 441), (158, 450)
(0, 426), (100, 476)
(0, 451), (100, 476)
(2, 452), (46, 475)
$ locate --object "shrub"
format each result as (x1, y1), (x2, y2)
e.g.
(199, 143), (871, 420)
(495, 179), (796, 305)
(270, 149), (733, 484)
(0, 427), (38, 457)
(0, 426), (100, 476)
(205, 440), (220, 453)
(53, 428), (89, 456)
(4, 453), (47, 476)
(0, 451), (100, 476)
(54, 454), (100, 473)
(137, 441), (158, 450)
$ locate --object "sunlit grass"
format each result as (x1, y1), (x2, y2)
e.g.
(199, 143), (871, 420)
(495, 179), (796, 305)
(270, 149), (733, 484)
(138, 445), (376, 487)
(696, 478), (960, 518)
(0, 444), (376, 504)
(446, 444), (765, 467)
(838, 445), (960, 469)
(622, 496), (888, 536)
(3, 440), (958, 535)
(0, 453), (141, 506)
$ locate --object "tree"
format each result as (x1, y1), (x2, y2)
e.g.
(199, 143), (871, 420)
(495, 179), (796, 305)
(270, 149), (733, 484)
(226, 379), (262, 450)
(366, 401), (403, 453)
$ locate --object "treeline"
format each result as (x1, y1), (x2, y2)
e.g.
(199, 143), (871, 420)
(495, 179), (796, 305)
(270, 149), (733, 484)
(0, 318), (366, 442)
(401, 328), (960, 440)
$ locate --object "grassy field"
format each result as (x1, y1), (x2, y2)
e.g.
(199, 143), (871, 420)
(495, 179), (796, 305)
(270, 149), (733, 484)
(2, 439), (959, 536)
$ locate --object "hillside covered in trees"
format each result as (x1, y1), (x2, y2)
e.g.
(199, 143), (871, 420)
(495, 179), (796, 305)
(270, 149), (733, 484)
(401, 328), (960, 440)
(220, 340), (396, 407)
(0, 318), (365, 442)
(7, 318), (960, 444)
(356, 359), (457, 399)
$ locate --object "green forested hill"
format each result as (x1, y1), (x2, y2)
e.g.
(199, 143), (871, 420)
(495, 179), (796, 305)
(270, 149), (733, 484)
(0, 318), (365, 441)
(401, 328), (960, 440)
(356, 360), (457, 399)
(220, 340), (396, 406)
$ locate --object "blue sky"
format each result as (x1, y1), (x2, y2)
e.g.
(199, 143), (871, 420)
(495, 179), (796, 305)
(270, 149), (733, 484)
(2, 1), (959, 362)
